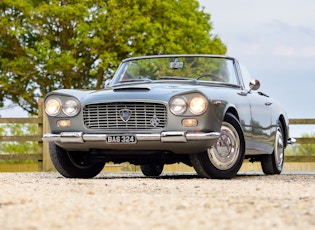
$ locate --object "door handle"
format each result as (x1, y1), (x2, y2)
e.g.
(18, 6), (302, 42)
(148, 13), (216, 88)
(265, 102), (272, 106)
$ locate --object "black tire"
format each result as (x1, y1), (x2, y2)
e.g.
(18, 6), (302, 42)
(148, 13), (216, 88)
(140, 164), (164, 177)
(261, 122), (284, 175)
(190, 113), (245, 179)
(49, 142), (105, 178)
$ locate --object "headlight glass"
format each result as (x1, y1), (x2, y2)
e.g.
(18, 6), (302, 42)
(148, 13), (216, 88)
(170, 97), (187, 115)
(63, 99), (80, 116)
(45, 98), (62, 116)
(189, 96), (207, 115)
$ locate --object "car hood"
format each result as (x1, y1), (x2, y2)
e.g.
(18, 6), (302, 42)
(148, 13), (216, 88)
(81, 83), (204, 105)
(48, 82), (211, 105)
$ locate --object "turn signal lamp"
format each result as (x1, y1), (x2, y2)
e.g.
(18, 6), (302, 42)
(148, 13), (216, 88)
(57, 120), (71, 127)
(182, 119), (198, 127)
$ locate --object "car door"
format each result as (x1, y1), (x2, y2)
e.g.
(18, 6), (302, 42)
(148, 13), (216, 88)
(248, 91), (274, 154)
(238, 62), (273, 155)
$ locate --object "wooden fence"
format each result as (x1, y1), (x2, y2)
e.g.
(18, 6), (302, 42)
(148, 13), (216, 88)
(1, 100), (315, 171)
(285, 119), (315, 163)
(0, 99), (44, 171)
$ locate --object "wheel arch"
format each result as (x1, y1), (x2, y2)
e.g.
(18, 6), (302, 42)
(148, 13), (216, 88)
(278, 114), (288, 148)
(224, 106), (245, 149)
(225, 106), (240, 121)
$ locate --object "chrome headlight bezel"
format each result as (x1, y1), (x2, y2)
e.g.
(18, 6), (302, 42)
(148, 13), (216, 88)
(170, 94), (208, 116)
(170, 96), (187, 115)
(62, 99), (80, 117)
(45, 98), (62, 116)
(189, 95), (208, 115)
(45, 96), (81, 117)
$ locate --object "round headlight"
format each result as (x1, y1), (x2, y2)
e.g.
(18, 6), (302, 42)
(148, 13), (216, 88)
(189, 96), (207, 115)
(170, 97), (187, 115)
(45, 98), (61, 116)
(63, 99), (80, 116)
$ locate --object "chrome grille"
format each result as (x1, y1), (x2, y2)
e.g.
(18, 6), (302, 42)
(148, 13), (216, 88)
(83, 102), (167, 129)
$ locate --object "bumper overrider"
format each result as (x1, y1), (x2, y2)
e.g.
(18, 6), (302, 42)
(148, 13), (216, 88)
(42, 131), (220, 143)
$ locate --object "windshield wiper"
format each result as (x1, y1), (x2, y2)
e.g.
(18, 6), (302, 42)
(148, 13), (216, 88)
(159, 76), (196, 81)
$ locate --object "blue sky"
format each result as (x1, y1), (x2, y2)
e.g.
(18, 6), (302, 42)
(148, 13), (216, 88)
(1, 0), (314, 136)
(199, 0), (315, 136)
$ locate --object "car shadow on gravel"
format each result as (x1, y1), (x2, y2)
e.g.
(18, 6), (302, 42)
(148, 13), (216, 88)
(95, 172), (266, 180)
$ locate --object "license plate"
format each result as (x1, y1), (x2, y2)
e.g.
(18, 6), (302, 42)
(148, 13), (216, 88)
(106, 135), (137, 144)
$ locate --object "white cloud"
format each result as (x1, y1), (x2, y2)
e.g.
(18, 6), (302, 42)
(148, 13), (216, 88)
(228, 43), (265, 56)
(272, 45), (295, 57)
(242, 44), (265, 55)
(272, 45), (315, 58)
(299, 46), (315, 58)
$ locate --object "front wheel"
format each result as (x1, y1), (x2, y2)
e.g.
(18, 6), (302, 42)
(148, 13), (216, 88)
(140, 164), (164, 177)
(261, 122), (285, 175)
(190, 113), (245, 179)
(49, 142), (105, 178)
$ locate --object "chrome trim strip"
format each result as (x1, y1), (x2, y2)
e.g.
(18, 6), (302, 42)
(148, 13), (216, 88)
(42, 132), (84, 143)
(83, 134), (106, 141)
(161, 131), (187, 142)
(83, 134), (162, 141)
(60, 132), (84, 143)
(136, 134), (160, 141)
(186, 132), (221, 140)
(43, 131), (220, 143)
(42, 133), (61, 142)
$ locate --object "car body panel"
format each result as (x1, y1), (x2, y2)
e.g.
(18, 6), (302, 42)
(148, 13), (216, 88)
(43, 54), (290, 165)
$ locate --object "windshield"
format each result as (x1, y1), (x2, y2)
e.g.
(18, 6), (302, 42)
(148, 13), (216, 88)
(111, 56), (240, 85)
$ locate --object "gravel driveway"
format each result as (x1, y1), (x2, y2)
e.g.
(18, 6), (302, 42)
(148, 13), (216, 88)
(0, 172), (315, 230)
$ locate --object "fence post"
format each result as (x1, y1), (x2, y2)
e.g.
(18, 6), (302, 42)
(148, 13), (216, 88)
(37, 99), (43, 171)
(40, 99), (55, 171)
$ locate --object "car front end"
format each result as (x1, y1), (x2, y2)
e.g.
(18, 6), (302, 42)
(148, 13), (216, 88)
(43, 84), (222, 154)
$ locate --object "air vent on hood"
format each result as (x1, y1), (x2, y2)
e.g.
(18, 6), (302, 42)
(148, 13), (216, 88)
(113, 87), (150, 92)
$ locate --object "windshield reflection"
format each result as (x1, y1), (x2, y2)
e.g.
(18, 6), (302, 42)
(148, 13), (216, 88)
(111, 56), (240, 86)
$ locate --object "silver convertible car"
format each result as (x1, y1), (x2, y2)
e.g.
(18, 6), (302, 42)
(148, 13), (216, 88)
(43, 54), (294, 179)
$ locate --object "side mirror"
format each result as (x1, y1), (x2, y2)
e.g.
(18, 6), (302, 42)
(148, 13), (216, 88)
(249, 79), (260, 91)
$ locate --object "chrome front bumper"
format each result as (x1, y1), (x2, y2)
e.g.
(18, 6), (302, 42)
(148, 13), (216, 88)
(42, 131), (220, 143)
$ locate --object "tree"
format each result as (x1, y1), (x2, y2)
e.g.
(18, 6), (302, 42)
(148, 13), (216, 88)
(0, 0), (226, 114)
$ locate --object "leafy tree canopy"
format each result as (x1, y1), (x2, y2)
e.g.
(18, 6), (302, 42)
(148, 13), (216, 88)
(0, 0), (226, 114)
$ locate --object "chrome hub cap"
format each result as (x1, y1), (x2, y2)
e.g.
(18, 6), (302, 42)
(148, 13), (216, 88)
(275, 127), (284, 170)
(208, 122), (240, 170)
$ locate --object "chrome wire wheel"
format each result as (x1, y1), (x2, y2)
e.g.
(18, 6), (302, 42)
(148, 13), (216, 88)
(261, 122), (285, 175)
(274, 126), (284, 171)
(208, 122), (240, 170)
(190, 113), (245, 179)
